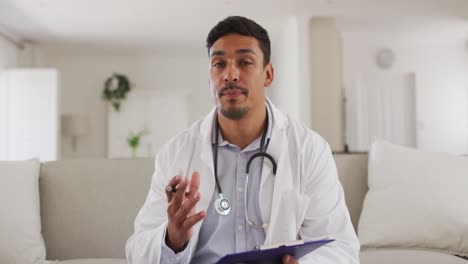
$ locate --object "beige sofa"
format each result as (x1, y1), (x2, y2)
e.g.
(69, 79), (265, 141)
(38, 154), (468, 263)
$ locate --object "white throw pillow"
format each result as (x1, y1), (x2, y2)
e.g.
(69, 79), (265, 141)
(358, 140), (468, 257)
(0, 160), (46, 264)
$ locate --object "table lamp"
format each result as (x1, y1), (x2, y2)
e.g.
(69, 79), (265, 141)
(61, 115), (90, 151)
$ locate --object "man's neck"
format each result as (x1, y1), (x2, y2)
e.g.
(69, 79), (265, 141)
(217, 105), (266, 150)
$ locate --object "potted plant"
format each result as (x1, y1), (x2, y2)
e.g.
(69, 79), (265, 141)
(127, 129), (148, 158)
(102, 73), (132, 111)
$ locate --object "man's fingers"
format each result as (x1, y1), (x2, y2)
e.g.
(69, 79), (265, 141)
(282, 255), (298, 264)
(171, 176), (189, 206)
(175, 192), (201, 220)
(187, 171), (200, 199)
(167, 175), (182, 188)
(167, 172), (202, 226)
(182, 210), (206, 230)
(166, 171), (200, 202)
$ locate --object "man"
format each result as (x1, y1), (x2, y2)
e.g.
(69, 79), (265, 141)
(126, 16), (360, 264)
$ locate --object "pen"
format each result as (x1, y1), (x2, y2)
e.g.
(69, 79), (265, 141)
(166, 186), (177, 193)
(166, 186), (190, 196)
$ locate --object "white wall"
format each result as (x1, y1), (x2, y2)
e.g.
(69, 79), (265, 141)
(0, 36), (45, 69)
(17, 43), (49, 68)
(270, 15), (347, 152)
(269, 16), (301, 121)
(309, 17), (344, 152)
(268, 16), (312, 127)
(341, 21), (468, 154)
(0, 36), (18, 159)
(0, 36), (17, 70)
(45, 53), (212, 159)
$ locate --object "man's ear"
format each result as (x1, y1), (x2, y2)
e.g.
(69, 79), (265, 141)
(264, 63), (274, 87)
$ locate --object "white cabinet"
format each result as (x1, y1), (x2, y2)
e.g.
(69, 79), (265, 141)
(0, 69), (60, 161)
(107, 90), (189, 158)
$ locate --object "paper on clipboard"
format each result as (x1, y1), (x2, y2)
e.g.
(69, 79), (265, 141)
(216, 238), (334, 264)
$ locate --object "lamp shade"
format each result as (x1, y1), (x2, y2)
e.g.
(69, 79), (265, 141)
(61, 115), (90, 136)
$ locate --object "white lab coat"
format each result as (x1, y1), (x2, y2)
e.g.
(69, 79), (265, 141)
(126, 100), (360, 264)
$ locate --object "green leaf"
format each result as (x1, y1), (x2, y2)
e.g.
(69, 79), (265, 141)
(112, 102), (120, 111)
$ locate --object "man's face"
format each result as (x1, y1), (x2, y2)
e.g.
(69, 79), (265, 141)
(209, 34), (274, 120)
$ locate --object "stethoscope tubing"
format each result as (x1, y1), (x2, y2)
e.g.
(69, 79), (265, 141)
(213, 110), (278, 227)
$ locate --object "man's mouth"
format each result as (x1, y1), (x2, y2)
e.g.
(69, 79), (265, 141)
(222, 90), (245, 99)
(218, 84), (248, 99)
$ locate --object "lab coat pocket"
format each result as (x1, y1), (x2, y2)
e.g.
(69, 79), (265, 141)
(266, 189), (310, 244)
(288, 189), (310, 233)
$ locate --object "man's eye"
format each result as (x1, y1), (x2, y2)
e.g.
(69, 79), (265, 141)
(213, 62), (225, 67)
(240, 60), (253, 66)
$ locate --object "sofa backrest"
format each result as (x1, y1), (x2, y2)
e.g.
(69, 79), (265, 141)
(39, 153), (368, 260)
(333, 153), (369, 230)
(39, 158), (154, 260)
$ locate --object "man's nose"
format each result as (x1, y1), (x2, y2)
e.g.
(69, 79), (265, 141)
(223, 64), (239, 83)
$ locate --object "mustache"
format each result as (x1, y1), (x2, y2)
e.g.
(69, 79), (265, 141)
(218, 83), (249, 96)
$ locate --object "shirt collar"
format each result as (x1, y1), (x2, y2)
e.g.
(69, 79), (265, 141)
(211, 100), (273, 147)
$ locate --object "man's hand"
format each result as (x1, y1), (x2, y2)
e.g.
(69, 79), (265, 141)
(165, 172), (205, 253)
(282, 255), (298, 264)
(237, 254), (298, 264)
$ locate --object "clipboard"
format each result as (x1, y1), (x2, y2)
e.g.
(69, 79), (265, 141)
(216, 238), (334, 264)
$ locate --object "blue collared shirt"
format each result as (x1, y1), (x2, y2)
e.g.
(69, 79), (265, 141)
(161, 101), (273, 264)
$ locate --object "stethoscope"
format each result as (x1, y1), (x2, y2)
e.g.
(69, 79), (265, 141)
(213, 112), (277, 229)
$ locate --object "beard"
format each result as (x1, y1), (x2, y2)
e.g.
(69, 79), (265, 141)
(217, 83), (250, 120)
(219, 104), (249, 120)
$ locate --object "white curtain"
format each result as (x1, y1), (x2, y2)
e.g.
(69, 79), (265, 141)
(345, 72), (417, 152)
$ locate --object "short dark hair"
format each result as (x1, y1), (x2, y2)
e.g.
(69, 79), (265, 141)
(206, 16), (271, 66)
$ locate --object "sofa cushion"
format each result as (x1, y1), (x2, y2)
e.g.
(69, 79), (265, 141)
(358, 140), (468, 257)
(0, 159), (46, 264)
(54, 258), (127, 264)
(361, 249), (468, 264)
(40, 158), (154, 260)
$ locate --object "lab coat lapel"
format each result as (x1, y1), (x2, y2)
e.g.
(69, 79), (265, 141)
(262, 129), (297, 245)
(186, 108), (216, 253)
(260, 102), (297, 244)
(258, 148), (273, 229)
(197, 108), (216, 214)
(260, 99), (285, 188)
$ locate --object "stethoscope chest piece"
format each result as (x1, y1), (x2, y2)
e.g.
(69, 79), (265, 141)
(214, 194), (231, 216)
